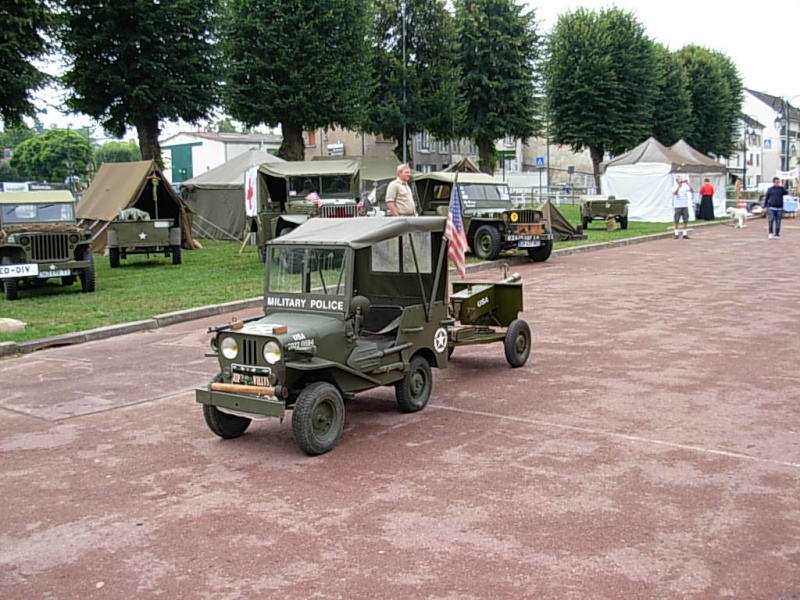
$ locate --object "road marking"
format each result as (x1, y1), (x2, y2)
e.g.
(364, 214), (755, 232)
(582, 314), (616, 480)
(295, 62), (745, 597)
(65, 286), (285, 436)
(432, 405), (800, 470)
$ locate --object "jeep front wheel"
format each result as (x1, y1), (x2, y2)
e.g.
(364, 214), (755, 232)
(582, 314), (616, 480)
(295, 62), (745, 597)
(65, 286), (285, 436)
(472, 225), (501, 260)
(292, 382), (345, 455)
(396, 355), (433, 413)
(504, 319), (531, 368)
(203, 405), (251, 439)
(2, 257), (18, 300)
(527, 239), (552, 262)
(79, 251), (96, 293)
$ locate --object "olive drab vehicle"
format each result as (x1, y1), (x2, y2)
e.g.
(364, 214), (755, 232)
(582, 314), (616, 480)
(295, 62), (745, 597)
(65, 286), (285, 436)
(580, 195), (630, 230)
(253, 160), (361, 262)
(414, 170), (555, 262)
(106, 208), (183, 267)
(0, 191), (95, 300)
(196, 217), (532, 455)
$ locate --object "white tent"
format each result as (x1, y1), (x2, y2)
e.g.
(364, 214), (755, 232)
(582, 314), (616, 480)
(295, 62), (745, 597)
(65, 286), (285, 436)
(600, 137), (727, 222)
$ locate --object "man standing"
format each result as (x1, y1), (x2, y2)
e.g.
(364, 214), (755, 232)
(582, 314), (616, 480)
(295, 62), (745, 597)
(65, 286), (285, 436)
(671, 175), (693, 239)
(385, 164), (416, 217)
(764, 177), (788, 239)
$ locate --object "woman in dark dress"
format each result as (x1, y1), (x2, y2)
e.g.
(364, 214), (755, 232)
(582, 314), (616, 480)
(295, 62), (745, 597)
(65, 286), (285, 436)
(698, 178), (715, 220)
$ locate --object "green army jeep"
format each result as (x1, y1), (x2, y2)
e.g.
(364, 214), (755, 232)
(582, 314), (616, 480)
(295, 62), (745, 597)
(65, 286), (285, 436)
(414, 171), (554, 262)
(196, 217), (532, 455)
(254, 160), (360, 262)
(0, 191), (95, 300)
(106, 207), (183, 267)
(580, 195), (630, 230)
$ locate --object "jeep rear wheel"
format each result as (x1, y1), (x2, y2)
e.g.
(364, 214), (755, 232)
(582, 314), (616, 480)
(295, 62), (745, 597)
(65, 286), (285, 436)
(292, 382), (345, 455)
(203, 405), (251, 439)
(79, 251), (96, 293)
(172, 245), (182, 265)
(527, 239), (552, 262)
(109, 247), (120, 268)
(472, 225), (501, 261)
(504, 319), (531, 368)
(2, 257), (18, 300)
(396, 355), (433, 413)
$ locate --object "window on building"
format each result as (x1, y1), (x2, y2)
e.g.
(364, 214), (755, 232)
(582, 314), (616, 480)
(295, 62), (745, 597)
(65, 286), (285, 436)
(503, 135), (515, 147)
(308, 131), (316, 146)
(416, 132), (431, 153)
(439, 140), (449, 154)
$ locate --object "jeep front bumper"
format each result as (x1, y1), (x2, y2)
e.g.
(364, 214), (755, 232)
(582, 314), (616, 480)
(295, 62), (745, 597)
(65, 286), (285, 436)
(195, 386), (286, 418)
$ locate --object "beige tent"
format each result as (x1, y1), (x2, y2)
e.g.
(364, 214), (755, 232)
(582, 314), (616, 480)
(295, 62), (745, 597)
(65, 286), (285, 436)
(77, 161), (194, 252)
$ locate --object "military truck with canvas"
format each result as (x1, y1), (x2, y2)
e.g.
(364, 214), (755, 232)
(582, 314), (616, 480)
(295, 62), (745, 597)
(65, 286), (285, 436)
(253, 160), (361, 262)
(196, 217), (532, 455)
(414, 170), (554, 262)
(0, 191), (95, 300)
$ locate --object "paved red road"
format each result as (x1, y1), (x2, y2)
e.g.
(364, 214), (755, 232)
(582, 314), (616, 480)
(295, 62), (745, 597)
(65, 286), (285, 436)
(2, 220), (799, 599)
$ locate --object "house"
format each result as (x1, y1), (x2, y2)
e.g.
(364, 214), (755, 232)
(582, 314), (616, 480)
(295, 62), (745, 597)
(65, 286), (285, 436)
(161, 131), (282, 186)
(741, 89), (800, 185)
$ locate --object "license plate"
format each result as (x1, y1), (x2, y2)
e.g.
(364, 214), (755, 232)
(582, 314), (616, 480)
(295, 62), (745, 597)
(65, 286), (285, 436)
(0, 263), (39, 278)
(518, 240), (541, 248)
(38, 269), (71, 278)
(231, 364), (272, 387)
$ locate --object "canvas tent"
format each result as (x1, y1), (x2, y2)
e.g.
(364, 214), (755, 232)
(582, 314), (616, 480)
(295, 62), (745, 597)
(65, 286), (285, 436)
(77, 160), (194, 253)
(181, 149), (284, 240)
(600, 137), (727, 222)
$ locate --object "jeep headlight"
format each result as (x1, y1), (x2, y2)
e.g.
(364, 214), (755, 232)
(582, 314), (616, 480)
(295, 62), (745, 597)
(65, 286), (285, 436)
(263, 340), (281, 365)
(220, 336), (239, 360)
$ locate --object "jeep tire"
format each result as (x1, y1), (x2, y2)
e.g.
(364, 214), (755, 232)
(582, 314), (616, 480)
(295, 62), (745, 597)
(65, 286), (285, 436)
(527, 239), (553, 262)
(2, 257), (18, 300)
(396, 355), (433, 413)
(79, 251), (96, 293)
(203, 404), (251, 439)
(582, 216), (590, 231)
(472, 225), (502, 261)
(292, 382), (345, 455)
(503, 319), (531, 368)
(109, 247), (120, 268)
(172, 245), (182, 265)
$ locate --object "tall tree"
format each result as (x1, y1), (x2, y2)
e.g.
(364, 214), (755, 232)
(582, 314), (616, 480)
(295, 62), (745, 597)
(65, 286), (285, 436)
(221, 0), (372, 161)
(453, 0), (542, 174)
(10, 129), (93, 182)
(545, 7), (660, 186)
(675, 45), (743, 157)
(651, 44), (693, 146)
(366, 0), (461, 163)
(95, 140), (142, 165)
(59, 0), (221, 167)
(0, 0), (51, 126)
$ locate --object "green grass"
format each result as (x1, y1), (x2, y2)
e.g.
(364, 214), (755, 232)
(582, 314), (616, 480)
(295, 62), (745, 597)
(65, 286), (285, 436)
(1, 211), (677, 343)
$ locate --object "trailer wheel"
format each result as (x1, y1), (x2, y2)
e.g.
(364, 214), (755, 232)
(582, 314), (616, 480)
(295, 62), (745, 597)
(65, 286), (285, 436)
(504, 319), (531, 368)
(292, 382), (345, 455)
(109, 247), (120, 268)
(203, 405), (251, 439)
(620, 216), (628, 229)
(472, 225), (501, 260)
(581, 216), (590, 231)
(396, 355), (433, 413)
(172, 245), (182, 265)
(527, 239), (552, 262)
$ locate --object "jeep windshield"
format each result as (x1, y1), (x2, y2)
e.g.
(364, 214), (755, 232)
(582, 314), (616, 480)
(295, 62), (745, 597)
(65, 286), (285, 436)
(457, 183), (513, 211)
(265, 246), (348, 313)
(288, 175), (354, 199)
(2, 202), (75, 225)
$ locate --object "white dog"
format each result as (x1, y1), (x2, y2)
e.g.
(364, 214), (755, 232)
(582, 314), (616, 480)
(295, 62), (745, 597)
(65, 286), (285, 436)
(726, 207), (747, 228)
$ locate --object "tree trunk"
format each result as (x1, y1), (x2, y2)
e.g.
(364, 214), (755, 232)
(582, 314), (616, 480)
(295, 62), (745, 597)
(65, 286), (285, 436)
(135, 115), (163, 169)
(477, 136), (496, 175)
(279, 122), (306, 161)
(589, 144), (604, 191)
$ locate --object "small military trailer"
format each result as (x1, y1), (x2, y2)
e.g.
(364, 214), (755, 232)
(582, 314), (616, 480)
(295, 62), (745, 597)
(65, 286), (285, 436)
(414, 170), (554, 262)
(580, 195), (630, 230)
(254, 160), (361, 262)
(107, 207), (182, 267)
(0, 190), (95, 300)
(196, 216), (532, 455)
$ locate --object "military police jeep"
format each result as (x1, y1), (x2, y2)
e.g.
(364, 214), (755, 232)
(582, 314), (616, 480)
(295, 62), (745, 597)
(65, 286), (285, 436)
(196, 216), (532, 455)
(0, 191), (95, 300)
(415, 171), (554, 262)
(106, 207), (182, 267)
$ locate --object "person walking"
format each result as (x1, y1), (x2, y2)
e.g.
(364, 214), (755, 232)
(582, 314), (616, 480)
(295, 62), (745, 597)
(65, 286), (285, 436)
(671, 175), (693, 239)
(764, 177), (788, 239)
(385, 164), (416, 217)
(698, 178), (715, 220)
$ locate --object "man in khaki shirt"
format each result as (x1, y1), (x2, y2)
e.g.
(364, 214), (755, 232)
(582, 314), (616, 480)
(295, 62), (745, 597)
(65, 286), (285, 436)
(385, 163), (416, 216)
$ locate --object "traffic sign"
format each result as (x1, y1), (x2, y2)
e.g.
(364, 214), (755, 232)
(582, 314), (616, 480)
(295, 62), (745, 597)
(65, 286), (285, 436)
(535, 156), (545, 168)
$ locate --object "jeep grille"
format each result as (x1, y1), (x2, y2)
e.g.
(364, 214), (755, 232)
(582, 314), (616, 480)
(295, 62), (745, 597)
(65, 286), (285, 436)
(510, 210), (541, 224)
(241, 338), (258, 364)
(30, 233), (72, 261)
(320, 204), (357, 219)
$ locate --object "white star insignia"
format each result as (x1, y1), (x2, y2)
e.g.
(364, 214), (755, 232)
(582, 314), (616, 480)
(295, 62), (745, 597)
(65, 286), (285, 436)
(139, 232), (147, 240)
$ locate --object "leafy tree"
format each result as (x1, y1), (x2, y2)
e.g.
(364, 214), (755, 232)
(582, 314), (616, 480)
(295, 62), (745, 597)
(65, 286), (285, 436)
(221, 0), (372, 161)
(0, 0), (51, 126)
(95, 140), (142, 165)
(675, 45), (743, 157)
(59, 0), (221, 167)
(545, 7), (660, 186)
(650, 44), (693, 146)
(0, 160), (20, 182)
(366, 0), (461, 163)
(453, 0), (543, 174)
(9, 129), (93, 182)
(0, 125), (37, 155)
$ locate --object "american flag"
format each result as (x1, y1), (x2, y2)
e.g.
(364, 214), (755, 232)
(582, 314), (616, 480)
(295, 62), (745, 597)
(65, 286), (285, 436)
(445, 182), (467, 278)
(305, 191), (322, 207)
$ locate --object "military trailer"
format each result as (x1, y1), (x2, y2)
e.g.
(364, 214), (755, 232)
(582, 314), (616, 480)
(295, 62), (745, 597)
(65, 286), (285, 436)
(580, 195), (630, 230)
(414, 171), (554, 262)
(196, 216), (531, 455)
(0, 190), (95, 300)
(253, 160), (361, 262)
(106, 207), (182, 267)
